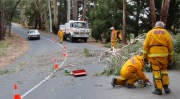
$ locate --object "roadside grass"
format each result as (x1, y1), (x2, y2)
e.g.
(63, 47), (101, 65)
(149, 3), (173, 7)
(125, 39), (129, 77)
(0, 36), (13, 56)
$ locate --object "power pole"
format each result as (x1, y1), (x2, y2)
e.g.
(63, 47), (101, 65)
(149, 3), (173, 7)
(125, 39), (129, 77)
(67, 0), (71, 22)
(48, 0), (53, 33)
(0, 11), (2, 40)
(122, 0), (127, 44)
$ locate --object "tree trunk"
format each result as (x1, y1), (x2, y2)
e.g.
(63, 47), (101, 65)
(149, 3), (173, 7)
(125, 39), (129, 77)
(0, 0), (5, 40)
(35, 13), (38, 29)
(67, 0), (70, 22)
(0, 11), (2, 41)
(2, 0), (5, 37)
(53, 0), (58, 29)
(160, 0), (170, 25)
(150, 0), (156, 27)
(48, 0), (52, 33)
(122, 0), (127, 44)
(8, 0), (21, 36)
(134, 1), (140, 38)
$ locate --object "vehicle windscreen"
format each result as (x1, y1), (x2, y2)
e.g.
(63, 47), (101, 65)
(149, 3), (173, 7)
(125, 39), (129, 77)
(29, 31), (35, 33)
(73, 22), (88, 28)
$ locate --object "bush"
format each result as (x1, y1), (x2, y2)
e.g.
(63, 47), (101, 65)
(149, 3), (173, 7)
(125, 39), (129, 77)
(83, 48), (94, 57)
(171, 34), (180, 69)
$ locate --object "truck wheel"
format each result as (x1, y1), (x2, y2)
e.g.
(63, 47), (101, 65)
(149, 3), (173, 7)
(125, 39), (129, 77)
(70, 37), (74, 42)
(84, 38), (87, 42)
(63, 37), (67, 40)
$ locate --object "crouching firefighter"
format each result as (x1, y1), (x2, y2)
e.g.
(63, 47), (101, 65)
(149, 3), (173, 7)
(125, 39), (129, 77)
(111, 55), (149, 88)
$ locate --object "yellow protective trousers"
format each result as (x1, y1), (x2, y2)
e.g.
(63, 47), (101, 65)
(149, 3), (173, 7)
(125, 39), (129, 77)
(111, 40), (117, 48)
(59, 36), (64, 43)
(116, 71), (138, 86)
(149, 57), (169, 90)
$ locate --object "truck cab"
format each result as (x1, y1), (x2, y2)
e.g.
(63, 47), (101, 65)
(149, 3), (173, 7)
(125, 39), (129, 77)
(64, 20), (91, 42)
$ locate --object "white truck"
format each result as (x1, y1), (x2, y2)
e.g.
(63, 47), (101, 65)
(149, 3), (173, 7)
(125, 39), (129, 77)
(60, 20), (91, 42)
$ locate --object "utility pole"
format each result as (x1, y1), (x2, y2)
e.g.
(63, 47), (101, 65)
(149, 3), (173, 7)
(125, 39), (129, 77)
(0, 11), (2, 40)
(122, 0), (127, 44)
(48, 0), (53, 33)
(67, 0), (71, 22)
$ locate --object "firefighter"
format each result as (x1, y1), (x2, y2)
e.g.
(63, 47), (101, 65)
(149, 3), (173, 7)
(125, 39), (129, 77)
(143, 21), (173, 95)
(57, 30), (64, 43)
(111, 55), (149, 88)
(110, 27), (118, 48)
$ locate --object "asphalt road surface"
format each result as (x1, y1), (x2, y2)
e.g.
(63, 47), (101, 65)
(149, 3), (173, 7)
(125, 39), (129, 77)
(0, 24), (180, 99)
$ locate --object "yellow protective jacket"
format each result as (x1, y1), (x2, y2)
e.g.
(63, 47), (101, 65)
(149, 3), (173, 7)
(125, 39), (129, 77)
(58, 30), (64, 37)
(143, 27), (173, 61)
(111, 30), (118, 41)
(121, 55), (147, 80)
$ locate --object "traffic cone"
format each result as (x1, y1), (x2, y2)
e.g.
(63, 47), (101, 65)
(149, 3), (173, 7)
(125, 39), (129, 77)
(54, 58), (60, 69)
(14, 84), (22, 99)
(62, 51), (67, 57)
(52, 37), (55, 41)
(63, 44), (66, 49)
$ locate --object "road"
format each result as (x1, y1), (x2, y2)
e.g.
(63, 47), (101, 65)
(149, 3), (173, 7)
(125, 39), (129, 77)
(0, 24), (180, 99)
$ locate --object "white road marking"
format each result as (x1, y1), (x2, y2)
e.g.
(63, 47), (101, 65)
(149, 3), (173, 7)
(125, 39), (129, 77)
(21, 37), (68, 98)
(12, 26), (68, 98)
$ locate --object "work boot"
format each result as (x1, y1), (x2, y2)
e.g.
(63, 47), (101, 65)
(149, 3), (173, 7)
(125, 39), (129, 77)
(111, 78), (117, 87)
(126, 83), (136, 88)
(152, 88), (162, 95)
(164, 85), (171, 94)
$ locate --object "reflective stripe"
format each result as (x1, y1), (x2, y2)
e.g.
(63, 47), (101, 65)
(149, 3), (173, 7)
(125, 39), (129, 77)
(148, 53), (169, 57)
(161, 71), (168, 75)
(143, 50), (147, 54)
(121, 77), (126, 80)
(154, 75), (161, 79)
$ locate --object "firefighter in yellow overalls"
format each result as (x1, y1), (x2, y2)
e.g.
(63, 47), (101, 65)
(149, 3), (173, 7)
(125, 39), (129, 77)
(143, 21), (173, 95)
(57, 30), (64, 43)
(111, 55), (149, 88)
(110, 27), (118, 48)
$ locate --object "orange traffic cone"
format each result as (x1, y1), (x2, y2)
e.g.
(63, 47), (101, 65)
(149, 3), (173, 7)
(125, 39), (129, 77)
(54, 58), (60, 69)
(52, 37), (55, 41)
(63, 44), (66, 49)
(63, 51), (67, 57)
(14, 84), (22, 99)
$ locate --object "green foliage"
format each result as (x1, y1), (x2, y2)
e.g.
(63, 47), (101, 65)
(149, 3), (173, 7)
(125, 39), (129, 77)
(83, 48), (94, 57)
(101, 56), (124, 76)
(0, 69), (10, 75)
(173, 34), (180, 54)
(104, 43), (111, 48)
(171, 33), (180, 69)
(100, 34), (146, 76)
(0, 42), (5, 48)
(90, 0), (119, 41)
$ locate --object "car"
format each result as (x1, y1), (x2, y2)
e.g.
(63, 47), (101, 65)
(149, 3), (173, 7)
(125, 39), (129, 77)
(27, 30), (40, 40)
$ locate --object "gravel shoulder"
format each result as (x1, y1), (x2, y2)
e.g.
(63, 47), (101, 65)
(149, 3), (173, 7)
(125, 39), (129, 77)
(0, 32), (29, 68)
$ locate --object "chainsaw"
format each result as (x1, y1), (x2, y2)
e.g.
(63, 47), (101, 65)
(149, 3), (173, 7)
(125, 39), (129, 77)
(137, 80), (152, 88)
